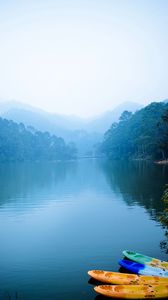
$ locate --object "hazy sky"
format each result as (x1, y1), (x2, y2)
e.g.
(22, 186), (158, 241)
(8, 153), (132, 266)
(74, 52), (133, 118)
(0, 0), (168, 117)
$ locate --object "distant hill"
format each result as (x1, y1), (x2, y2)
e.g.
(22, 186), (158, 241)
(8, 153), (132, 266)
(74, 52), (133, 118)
(0, 100), (142, 157)
(0, 100), (142, 133)
(86, 101), (142, 133)
(0, 101), (87, 136)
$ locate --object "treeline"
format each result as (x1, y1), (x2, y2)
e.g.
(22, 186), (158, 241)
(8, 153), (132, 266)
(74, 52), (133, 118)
(100, 102), (168, 160)
(0, 118), (77, 161)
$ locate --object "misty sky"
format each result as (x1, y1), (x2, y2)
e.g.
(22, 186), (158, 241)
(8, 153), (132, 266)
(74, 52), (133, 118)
(0, 0), (168, 117)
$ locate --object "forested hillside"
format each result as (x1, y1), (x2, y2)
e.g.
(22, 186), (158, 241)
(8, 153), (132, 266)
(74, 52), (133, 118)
(0, 101), (141, 157)
(0, 118), (77, 161)
(100, 102), (168, 160)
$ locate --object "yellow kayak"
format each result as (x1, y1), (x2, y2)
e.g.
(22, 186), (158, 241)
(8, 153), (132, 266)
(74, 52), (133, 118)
(94, 284), (168, 299)
(88, 270), (168, 285)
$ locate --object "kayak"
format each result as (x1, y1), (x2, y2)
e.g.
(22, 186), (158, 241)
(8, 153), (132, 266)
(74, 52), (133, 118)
(88, 270), (168, 285)
(94, 284), (168, 299)
(119, 259), (168, 277)
(123, 250), (168, 270)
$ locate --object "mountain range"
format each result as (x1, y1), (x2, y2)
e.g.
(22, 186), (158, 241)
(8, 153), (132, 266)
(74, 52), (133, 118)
(0, 100), (142, 156)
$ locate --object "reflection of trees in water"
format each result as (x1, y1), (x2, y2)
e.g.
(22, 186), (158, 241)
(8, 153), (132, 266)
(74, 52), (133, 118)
(160, 231), (168, 254)
(0, 161), (76, 207)
(0, 159), (107, 209)
(99, 160), (168, 219)
(100, 159), (168, 254)
(160, 185), (168, 254)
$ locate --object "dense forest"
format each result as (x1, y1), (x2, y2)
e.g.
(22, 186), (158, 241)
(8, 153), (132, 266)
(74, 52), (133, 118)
(100, 102), (168, 160)
(0, 117), (77, 161)
(2, 101), (168, 162)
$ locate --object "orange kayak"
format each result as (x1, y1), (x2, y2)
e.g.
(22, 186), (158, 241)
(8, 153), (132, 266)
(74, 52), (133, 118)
(88, 270), (168, 285)
(94, 284), (168, 299)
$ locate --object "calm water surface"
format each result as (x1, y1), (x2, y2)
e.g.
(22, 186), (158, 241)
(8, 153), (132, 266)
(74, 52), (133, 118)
(0, 159), (168, 300)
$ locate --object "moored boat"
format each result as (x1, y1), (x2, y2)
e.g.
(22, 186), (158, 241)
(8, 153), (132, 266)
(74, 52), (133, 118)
(119, 259), (168, 277)
(94, 284), (168, 299)
(88, 269), (168, 285)
(123, 250), (168, 270)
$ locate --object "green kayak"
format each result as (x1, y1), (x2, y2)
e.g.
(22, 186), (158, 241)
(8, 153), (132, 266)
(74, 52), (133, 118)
(123, 250), (168, 270)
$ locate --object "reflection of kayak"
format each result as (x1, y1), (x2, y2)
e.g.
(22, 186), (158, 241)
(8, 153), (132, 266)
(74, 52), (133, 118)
(94, 284), (168, 299)
(119, 259), (168, 277)
(123, 250), (168, 270)
(88, 270), (168, 285)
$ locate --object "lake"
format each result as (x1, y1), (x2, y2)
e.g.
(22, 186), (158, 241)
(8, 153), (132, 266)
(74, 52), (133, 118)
(0, 159), (168, 300)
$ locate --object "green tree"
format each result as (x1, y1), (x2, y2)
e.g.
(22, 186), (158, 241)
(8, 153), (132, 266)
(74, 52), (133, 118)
(0, 117), (77, 161)
(100, 102), (168, 160)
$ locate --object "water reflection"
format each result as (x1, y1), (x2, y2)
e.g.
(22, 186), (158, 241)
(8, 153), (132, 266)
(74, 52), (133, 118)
(100, 160), (168, 219)
(2, 159), (167, 217)
(95, 296), (110, 300)
(100, 159), (168, 255)
(0, 161), (76, 208)
(0, 159), (113, 215)
(0, 159), (167, 300)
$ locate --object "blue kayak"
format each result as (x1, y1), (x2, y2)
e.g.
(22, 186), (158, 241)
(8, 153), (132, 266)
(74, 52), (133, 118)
(119, 259), (168, 277)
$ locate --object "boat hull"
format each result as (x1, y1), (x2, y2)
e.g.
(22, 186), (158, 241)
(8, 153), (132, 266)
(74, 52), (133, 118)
(123, 250), (168, 270)
(94, 284), (168, 299)
(88, 270), (168, 285)
(119, 259), (168, 277)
